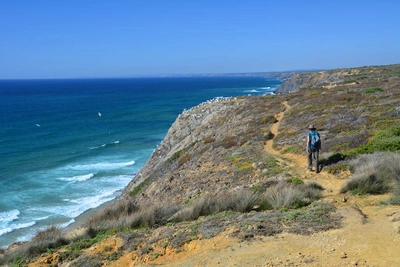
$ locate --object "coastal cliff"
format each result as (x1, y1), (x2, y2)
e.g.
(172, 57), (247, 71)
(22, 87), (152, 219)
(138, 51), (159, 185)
(3, 63), (400, 266)
(120, 96), (285, 204)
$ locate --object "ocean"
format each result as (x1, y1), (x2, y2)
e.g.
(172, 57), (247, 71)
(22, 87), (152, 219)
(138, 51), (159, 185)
(0, 76), (281, 248)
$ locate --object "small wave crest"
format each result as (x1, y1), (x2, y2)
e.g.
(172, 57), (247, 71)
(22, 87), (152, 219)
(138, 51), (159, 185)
(34, 183), (127, 219)
(0, 221), (36, 237)
(69, 161), (135, 171)
(88, 141), (120, 150)
(59, 173), (94, 182)
(65, 191), (117, 218)
(0, 209), (20, 223)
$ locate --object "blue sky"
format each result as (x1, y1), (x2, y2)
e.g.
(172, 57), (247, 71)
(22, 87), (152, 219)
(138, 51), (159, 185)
(1, 0), (399, 79)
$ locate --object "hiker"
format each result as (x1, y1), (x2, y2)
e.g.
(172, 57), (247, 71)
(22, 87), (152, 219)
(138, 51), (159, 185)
(306, 124), (321, 173)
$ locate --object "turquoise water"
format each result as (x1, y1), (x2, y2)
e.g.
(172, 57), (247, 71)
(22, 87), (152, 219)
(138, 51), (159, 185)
(0, 77), (281, 248)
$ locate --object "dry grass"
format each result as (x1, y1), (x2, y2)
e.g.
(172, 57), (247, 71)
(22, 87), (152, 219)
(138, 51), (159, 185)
(87, 201), (181, 234)
(265, 181), (323, 209)
(341, 152), (400, 196)
(0, 225), (69, 265)
(87, 183), (323, 235)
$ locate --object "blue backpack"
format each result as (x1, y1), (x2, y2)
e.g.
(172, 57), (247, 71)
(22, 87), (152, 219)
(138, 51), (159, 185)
(309, 131), (320, 149)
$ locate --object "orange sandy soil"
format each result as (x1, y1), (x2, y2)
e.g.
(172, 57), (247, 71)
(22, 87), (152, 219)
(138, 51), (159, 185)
(30, 102), (400, 267)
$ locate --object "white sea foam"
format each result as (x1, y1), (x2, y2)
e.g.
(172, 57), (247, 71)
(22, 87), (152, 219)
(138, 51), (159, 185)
(0, 209), (20, 223)
(0, 221), (36, 237)
(66, 191), (116, 218)
(0, 228), (13, 236)
(60, 173), (94, 182)
(244, 90), (260, 93)
(58, 219), (75, 228)
(260, 86), (271, 89)
(34, 188), (119, 219)
(69, 161), (135, 171)
(33, 216), (50, 221)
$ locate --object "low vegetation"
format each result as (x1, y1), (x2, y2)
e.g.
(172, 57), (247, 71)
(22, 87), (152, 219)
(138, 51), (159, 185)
(1, 183), (329, 265)
(341, 152), (400, 197)
(363, 87), (383, 94)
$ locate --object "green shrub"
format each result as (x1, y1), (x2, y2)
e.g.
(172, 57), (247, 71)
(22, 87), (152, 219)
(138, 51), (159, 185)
(129, 178), (151, 196)
(287, 177), (304, 185)
(364, 87), (383, 94)
(167, 141), (199, 163)
(168, 148), (187, 163)
(349, 126), (400, 154)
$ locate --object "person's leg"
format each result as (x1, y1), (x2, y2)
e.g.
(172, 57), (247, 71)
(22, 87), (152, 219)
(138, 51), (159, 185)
(313, 151), (319, 173)
(308, 150), (313, 170)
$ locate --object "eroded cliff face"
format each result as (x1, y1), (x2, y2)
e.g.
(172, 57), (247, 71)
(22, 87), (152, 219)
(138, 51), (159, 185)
(120, 96), (285, 205)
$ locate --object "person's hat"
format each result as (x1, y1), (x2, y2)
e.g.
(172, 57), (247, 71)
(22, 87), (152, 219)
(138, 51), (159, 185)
(308, 124), (316, 130)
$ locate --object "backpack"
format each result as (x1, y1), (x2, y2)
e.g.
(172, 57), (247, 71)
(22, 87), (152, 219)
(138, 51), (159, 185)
(309, 131), (320, 148)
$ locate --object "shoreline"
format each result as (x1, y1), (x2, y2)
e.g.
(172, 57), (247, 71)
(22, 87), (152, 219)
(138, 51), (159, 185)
(63, 199), (116, 237)
(2, 200), (115, 252)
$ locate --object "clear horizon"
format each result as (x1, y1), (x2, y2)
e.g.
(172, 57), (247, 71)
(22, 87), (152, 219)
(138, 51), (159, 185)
(1, 0), (400, 79)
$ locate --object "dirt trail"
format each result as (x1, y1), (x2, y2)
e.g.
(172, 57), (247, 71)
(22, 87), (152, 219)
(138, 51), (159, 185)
(29, 102), (400, 267)
(148, 101), (400, 267)
(264, 101), (343, 199)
